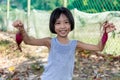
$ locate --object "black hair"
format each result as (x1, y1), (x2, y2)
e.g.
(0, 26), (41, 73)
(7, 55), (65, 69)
(49, 7), (74, 34)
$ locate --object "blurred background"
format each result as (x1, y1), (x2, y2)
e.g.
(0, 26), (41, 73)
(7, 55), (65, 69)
(0, 0), (120, 55)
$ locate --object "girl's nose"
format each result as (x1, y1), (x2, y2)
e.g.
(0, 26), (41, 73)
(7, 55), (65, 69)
(60, 23), (65, 28)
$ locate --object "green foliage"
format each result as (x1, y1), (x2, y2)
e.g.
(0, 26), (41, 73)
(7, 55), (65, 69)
(112, 31), (116, 38)
(68, 0), (120, 13)
(0, 26), (7, 32)
(9, 0), (63, 11)
(0, 14), (7, 31)
(31, 0), (63, 10)
(0, 40), (10, 46)
(1, 0), (120, 12)
(0, 4), (7, 11)
(30, 61), (44, 73)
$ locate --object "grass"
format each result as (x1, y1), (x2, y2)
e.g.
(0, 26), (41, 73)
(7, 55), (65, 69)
(0, 40), (10, 46)
(0, 40), (11, 52)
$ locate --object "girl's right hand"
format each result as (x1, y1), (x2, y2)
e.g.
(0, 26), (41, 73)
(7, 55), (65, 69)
(102, 21), (116, 33)
(12, 20), (24, 29)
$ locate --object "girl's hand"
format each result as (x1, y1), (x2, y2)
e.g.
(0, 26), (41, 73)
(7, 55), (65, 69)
(103, 21), (116, 33)
(13, 20), (24, 52)
(12, 20), (24, 29)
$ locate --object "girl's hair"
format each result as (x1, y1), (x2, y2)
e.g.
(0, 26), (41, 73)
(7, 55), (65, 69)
(49, 7), (74, 34)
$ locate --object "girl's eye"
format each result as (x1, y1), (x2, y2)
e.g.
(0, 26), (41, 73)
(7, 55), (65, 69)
(55, 22), (60, 24)
(65, 21), (69, 24)
(65, 22), (68, 23)
(56, 22), (60, 24)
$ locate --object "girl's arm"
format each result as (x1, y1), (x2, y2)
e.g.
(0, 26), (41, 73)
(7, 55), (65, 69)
(13, 20), (51, 48)
(76, 22), (116, 51)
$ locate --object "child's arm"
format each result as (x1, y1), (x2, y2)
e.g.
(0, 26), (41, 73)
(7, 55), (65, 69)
(13, 20), (51, 48)
(76, 21), (116, 51)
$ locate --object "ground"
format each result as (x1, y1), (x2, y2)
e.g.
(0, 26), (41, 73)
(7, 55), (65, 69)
(0, 31), (120, 80)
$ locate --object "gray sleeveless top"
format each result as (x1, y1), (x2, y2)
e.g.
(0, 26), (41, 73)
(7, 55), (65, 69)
(41, 37), (77, 80)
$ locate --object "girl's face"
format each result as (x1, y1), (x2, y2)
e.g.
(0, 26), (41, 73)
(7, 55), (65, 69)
(54, 14), (71, 38)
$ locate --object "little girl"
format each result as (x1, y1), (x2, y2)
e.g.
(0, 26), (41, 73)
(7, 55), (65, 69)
(13, 7), (116, 80)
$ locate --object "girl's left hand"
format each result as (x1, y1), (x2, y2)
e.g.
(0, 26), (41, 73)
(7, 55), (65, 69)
(103, 21), (116, 33)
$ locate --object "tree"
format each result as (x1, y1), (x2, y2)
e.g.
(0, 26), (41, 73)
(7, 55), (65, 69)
(67, 0), (120, 13)
(31, 0), (63, 10)
(9, 0), (63, 11)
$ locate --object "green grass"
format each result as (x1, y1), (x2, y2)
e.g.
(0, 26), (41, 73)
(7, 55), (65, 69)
(0, 40), (10, 46)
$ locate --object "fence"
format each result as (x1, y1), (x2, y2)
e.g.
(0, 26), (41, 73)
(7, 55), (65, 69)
(0, 0), (120, 55)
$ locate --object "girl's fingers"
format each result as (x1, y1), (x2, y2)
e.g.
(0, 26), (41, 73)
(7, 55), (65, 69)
(103, 22), (116, 33)
(106, 25), (116, 33)
(13, 20), (23, 28)
(103, 21), (108, 28)
(19, 22), (23, 27)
